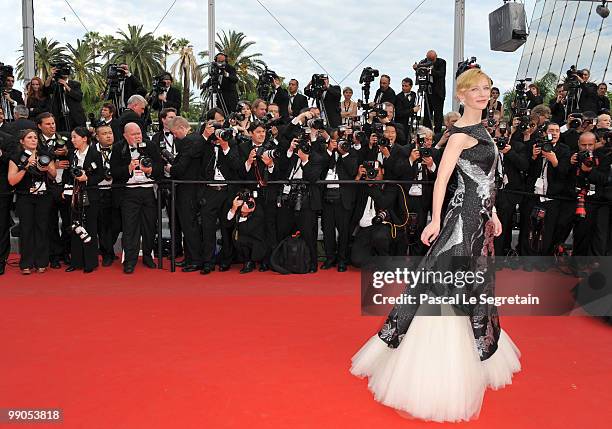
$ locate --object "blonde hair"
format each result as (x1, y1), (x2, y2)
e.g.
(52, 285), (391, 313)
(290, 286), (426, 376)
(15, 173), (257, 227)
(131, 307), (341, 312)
(168, 116), (190, 130)
(456, 68), (492, 93)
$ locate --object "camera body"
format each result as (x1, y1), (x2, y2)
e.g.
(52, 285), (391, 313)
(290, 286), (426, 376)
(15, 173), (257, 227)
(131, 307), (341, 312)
(564, 65), (581, 91)
(256, 67), (277, 100)
(576, 150), (594, 168)
(418, 146), (432, 158)
(359, 67), (379, 84)
(455, 57), (479, 77)
(415, 58), (433, 86)
(496, 136), (509, 150)
(160, 141), (175, 165)
(139, 155), (152, 169)
(237, 190), (255, 209)
(363, 160), (379, 179)
(338, 138), (352, 152)
(51, 62), (71, 81)
(568, 113), (583, 129)
(70, 166), (85, 178)
(107, 64), (127, 90)
(535, 140), (553, 153)
(152, 74), (169, 95)
(372, 210), (389, 225)
(305, 74), (327, 99)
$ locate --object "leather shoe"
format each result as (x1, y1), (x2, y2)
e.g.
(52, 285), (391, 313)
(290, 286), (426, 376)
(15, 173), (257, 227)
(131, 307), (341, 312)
(50, 261), (61, 269)
(219, 264), (230, 272)
(102, 256), (114, 267)
(84, 268), (94, 274)
(320, 260), (336, 270)
(240, 261), (255, 274)
(142, 258), (156, 269)
(337, 263), (347, 272)
(175, 259), (187, 267)
(0, 262), (5, 275)
(259, 262), (269, 272)
(200, 265), (213, 275)
(65, 266), (78, 272)
(63, 255), (71, 265)
(182, 265), (201, 273)
(123, 265), (135, 274)
(308, 264), (318, 273)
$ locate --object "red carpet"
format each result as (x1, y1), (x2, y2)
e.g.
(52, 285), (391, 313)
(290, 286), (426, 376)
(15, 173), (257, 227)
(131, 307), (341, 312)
(0, 260), (610, 428)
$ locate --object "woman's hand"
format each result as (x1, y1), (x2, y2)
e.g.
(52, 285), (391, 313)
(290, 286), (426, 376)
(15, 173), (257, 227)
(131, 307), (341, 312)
(421, 220), (440, 246)
(492, 212), (502, 237)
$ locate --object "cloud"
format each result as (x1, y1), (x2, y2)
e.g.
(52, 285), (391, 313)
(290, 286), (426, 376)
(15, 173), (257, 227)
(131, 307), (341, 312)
(1, 0), (529, 110)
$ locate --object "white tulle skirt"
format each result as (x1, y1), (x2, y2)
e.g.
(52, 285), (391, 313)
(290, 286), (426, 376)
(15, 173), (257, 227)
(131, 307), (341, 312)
(350, 306), (521, 423)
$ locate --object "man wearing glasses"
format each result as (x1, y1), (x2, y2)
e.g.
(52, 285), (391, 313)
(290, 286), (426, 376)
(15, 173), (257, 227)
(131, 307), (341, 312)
(2, 74), (24, 122)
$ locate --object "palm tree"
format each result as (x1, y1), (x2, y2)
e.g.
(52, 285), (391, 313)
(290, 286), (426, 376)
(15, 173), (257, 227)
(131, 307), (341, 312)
(198, 30), (266, 98)
(99, 35), (117, 63)
(66, 39), (105, 105)
(170, 39), (202, 112)
(83, 31), (103, 74)
(158, 34), (175, 70)
(15, 37), (67, 81)
(108, 24), (164, 88)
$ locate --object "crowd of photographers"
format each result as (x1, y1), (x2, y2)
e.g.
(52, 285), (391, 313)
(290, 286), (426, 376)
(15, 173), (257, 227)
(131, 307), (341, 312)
(0, 53), (611, 276)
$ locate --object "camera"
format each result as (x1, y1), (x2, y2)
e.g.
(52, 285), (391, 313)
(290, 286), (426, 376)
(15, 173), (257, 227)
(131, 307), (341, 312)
(16, 150), (32, 171)
(496, 136), (508, 150)
(517, 115), (531, 132)
(306, 118), (325, 130)
(305, 74), (327, 99)
(107, 64), (127, 90)
(564, 65), (581, 91)
(297, 138), (311, 155)
(415, 58), (433, 86)
(363, 160), (379, 179)
(36, 151), (52, 170)
(228, 111), (245, 122)
(70, 166), (85, 178)
(455, 56), (479, 77)
(535, 138), (553, 153)
(152, 73), (169, 95)
(139, 155), (152, 169)
(576, 150), (594, 168)
(51, 62), (71, 80)
(338, 138), (352, 152)
(214, 128), (235, 142)
(359, 67), (379, 84)
(568, 113), (583, 129)
(487, 109), (497, 127)
(160, 146), (175, 164)
(372, 210), (389, 225)
(71, 221), (91, 243)
(418, 146), (432, 158)
(256, 67), (277, 100)
(373, 103), (388, 119)
(237, 190), (255, 209)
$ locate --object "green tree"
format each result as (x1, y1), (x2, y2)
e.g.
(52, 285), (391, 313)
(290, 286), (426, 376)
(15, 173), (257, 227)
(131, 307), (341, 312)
(198, 30), (266, 99)
(108, 24), (164, 88)
(15, 37), (67, 81)
(99, 35), (117, 63)
(170, 39), (202, 113)
(158, 34), (175, 71)
(66, 39), (105, 113)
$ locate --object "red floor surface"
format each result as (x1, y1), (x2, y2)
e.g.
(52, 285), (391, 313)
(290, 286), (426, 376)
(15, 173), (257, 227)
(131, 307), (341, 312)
(1, 261), (611, 428)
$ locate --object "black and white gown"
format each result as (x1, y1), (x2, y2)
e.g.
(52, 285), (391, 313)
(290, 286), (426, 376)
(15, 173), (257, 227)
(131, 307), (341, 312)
(350, 123), (521, 422)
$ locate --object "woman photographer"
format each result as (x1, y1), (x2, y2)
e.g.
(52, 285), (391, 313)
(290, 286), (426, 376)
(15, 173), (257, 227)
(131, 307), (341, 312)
(25, 77), (49, 119)
(8, 129), (57, 274)
(340, 87), (358, 125)
(64, 127), (104, 273)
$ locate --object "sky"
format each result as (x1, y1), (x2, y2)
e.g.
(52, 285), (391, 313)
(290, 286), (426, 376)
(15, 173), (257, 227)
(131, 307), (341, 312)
(0, 0), (535, 111)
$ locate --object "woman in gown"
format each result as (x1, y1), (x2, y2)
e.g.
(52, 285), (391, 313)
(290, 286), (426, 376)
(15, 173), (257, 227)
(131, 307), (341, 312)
(350, 68), (521, 422)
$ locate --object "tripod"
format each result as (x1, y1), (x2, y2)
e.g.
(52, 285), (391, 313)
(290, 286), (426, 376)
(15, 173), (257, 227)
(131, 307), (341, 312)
(359, 80), (373, 125)
(564, 84), (580, 121)
(53, 81), (71, 131)
(414, 83), (433, 133)
(201, 73), (229, 119)
(105, 80), (126, 115)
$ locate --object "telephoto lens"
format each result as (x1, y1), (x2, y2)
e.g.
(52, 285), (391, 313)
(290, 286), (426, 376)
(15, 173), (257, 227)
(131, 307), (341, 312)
(139, 156), (153, 168)
(36, 153), (52, 170)
(70, 166), (85, 178)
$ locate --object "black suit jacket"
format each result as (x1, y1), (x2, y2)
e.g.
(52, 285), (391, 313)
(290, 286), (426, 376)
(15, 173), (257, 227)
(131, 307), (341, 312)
(430, 58), (447, 99)
(169, 133), (204, 194)
(0, 129), (17, 194)
(26, 96), (50, 119)
(500, 138), (529, 192)
(271, 87), (290, 120)
(151, 87), (182, 114)
(351, 183), (403, 231)
(279, 150), (326, 211)
(321, 150), (359, 210)
(4, 89), (24, 119)
(578, 82), (599, 114)
(525, 141), (571, 197)
(63, 145), (104, 201)
(219, 63), (239, 112)
(237, 140), (282, 202)
(374, 87), (396, 105)
(43, 80), (86, 129)
(224, 206), (266, 244)
(119, 75), (147, 105)
(200, 137), (242, 191)
(395, 91), (417, 131)
(288, 93), (309, 117)
(3, 118), (36, 137)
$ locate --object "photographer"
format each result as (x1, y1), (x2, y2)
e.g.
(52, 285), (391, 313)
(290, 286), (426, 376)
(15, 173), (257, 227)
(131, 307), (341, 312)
(492, 120), (529, 257)
(99, 102), (122, 141)
(394, 78), (419, 137)
(25, 77), (49, 120)
(4, 105), (36, 136)
(434, 111), (460, 148)
(105, 63), (146, 112)
(561, 111), (596, 153)
(198, 118), (242, 274)
(2, 73), (24, 121)
(287, 79), (309, 119)
(94, 122), (120, 267)
(164, 117), (205, 272)
(224, 192), (266, 274)
(413, 50), (446, 133)
(118, 95), (148, 137)
(251, 99), (268, 121)
(8, 129), (57, 274)
(0, 116), (16, 275)
(519, 122), (570, 258)
(276, 131), (325, 273)
(526, 84), (544, 110)
(267, 73), (290, 120)
(304, 75), (342, 128)
(203, 53), (239, 113)
(481, 86), (504, 119)
(63, 127), (104, 273)
(43, 64), (86, 131)
(598, 83), (610, 113)
(361, 122), (406, 180)
(350, 164), (403, 266)
(37, 112), (72, 268)
(150, 72), (181, 114)
(373, 75), (396, 105)
(549, 83), (568, 125)
(576, 69), (599, 114)
(110, 122), (163, 274)
(566, 132), (610, 256)
(393, 128), (438, 256)
(320, 129), (358, 272)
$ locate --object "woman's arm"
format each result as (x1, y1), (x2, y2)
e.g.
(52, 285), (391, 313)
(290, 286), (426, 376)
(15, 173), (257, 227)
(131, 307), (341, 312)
(8, 160), (26, 186)
(429, 133), (467, 224)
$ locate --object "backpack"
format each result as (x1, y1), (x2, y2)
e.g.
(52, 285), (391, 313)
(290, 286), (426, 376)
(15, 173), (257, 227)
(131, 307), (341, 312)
(270, 232), (312, 274)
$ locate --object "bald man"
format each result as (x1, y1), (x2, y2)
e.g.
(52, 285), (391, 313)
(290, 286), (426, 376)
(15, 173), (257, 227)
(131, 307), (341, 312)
(110, 122), (163, 273)
(413, 49), (446, 133)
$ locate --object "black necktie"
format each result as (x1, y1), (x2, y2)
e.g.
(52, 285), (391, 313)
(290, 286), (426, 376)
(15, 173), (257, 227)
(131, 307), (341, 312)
(165, 131), (171, 137)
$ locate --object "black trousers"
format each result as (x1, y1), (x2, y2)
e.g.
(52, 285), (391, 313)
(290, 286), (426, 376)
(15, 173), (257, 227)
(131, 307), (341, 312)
(574, 203), (608, 256)
(494, 190), (522, 256)
(351, 224), (393, 267)
(551, 199), (577, 248)
(321, 196), (352, 264)
(97, 189), (121, 259)
(120, 187), (157, 266)
(16, 193), (52, 269)
(70, 201), (99, 270)
(519, 197), (560, 256)
(254, 191), (278, 263)
(200, 187), (233, 267)
(424, 93), (444, 133)
(405, 195), (430, 256)
(0, 195), (11, 263)
(49, 186), (71, 263)
(235, 235), (266, 263)
(162, 185), (183, 254)
(277, 199), (318, 266)
(175, 186), (203, 266)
